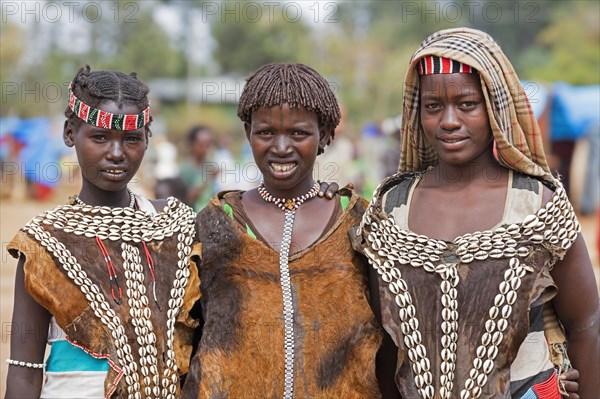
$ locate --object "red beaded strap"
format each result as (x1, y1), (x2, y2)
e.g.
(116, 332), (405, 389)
(96, 236), (123, 304)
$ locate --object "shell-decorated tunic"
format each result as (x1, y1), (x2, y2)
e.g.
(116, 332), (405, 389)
(8, 197), (200, 399)
(357, 172), (580, 399)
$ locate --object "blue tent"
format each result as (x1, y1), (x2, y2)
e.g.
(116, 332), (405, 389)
(550, 83), (600, 141)
(4, 117), (63, 188)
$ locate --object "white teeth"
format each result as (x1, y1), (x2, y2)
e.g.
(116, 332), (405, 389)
(106, 170), (124, 174)
(272, 163), (294, 172)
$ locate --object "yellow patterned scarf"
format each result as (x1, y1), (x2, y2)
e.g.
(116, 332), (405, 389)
(399, 27), (553, 181)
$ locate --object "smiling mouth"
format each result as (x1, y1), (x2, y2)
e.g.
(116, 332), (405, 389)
(440, 138), (466, 143)
(104, 169), (127, 174)
(101, 169), (128, 180)
(270, 162), (296, 172)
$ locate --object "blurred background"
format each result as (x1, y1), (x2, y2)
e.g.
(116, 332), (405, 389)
(1, 0), (598, 390)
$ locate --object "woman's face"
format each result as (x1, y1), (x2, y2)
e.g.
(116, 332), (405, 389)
(419, 73), (494, 167)
(245, 104), (330, 198)
(64, 100), (148, 193)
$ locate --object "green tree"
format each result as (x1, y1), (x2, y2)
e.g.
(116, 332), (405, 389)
(0, 23), (25, 84)
(527, 1), (600, 85)
(99, 7), (184, 78)
(210, 2), (312, 75)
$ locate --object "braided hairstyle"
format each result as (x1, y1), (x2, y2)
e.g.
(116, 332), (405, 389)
(238, 63), (340, 154)
(65, 65), (152, 135)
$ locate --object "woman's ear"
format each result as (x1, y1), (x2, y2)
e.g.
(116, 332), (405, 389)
(318, 128), (332, 154)
(63, 120), (75, 147)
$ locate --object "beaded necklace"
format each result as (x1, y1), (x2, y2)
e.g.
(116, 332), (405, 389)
(257, 181), (320, 399)
(72, 188), (136, 209)
(71, 189), (145, 305)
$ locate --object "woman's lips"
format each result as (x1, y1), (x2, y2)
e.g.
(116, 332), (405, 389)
(100, 169), (128, 181)
(269, 162), (297, 178)
(437, 136), (467, 150)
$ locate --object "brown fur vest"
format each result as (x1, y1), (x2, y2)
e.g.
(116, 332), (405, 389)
(356, 172), (579, 399)
(183, 190), (381, 398)
(8, 198), (200, 398)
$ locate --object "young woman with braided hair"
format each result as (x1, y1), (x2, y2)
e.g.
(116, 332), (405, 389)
(182, 63), (384, 398)
(355, 28), (598, 399)
(5, 66), (200, 398)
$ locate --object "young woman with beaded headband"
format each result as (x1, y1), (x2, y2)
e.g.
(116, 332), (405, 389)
(354, 28), (598, 399)
(6, 66), (200, 398)
(181, 63), (386, 398)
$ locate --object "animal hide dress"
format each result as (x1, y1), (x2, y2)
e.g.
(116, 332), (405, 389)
(8, 196), (200, 398)
(182, 189), (381, 398)
(355, 171), (579, 399)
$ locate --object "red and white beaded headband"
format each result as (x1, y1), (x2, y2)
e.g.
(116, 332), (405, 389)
(68, 82), (151, 131)
(418, 55), (477, 75)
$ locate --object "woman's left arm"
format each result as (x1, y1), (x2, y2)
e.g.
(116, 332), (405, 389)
(551, 234), (600, 399)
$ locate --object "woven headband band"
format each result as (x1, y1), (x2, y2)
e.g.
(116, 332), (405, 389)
(68, 82), (151, 131)
(418, 55), (477, 75)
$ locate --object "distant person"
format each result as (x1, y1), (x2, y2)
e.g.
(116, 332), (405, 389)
(0, 116), (19, 199)
(179, 125), (217, 211)
(213, 135), (238, 191)
(153, 135), (188, 203)
(313, 105), (358, 187)
(580, 122), (600, 216)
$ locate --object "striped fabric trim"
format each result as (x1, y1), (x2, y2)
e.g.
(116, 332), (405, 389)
(46, 340), (109, 372)
(519, 371), (561, 399)
(40, 371), (107, 398)
(418, 55), (476, 75)
(66, 337), (123, 399)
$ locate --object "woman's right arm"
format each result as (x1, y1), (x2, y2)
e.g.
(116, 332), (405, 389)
(5, 256), (51, 399)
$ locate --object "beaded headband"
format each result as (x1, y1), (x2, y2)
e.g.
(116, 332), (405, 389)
(418, 55), (477, 75)
(68, 82), (151, 131)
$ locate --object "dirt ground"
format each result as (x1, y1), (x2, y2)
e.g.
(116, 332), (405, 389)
(0, 180), (598, 393)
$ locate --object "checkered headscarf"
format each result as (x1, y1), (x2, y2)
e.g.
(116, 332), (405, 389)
(399, 28), (552, 180)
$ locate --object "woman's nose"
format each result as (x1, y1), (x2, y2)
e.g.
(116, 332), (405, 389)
(272, 134), (292, 155)
(106, 140), (125, 161)
(440, 106), (461, 131)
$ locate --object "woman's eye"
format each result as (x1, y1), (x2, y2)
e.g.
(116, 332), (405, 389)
(292, 130), (308, 136)
(92, 135), (107, 141)
(424, 103), (441, 110)
(461, 101), (477, 108)
(255, 130), (272, 136)
(125, 136), (142, 143)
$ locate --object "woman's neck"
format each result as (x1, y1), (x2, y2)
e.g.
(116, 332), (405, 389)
(261, 177), (316, 200)
(427, 148), (503, 187)
(78, 180), (132, 208)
